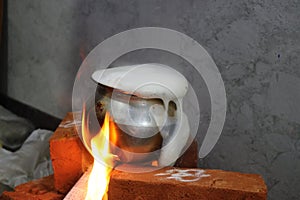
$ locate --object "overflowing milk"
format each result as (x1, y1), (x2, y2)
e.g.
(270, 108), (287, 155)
(92, 63), (191, 167)
(92, 63), (188, 99)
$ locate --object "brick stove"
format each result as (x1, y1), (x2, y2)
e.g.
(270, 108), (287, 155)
(1, 113), (267, 200)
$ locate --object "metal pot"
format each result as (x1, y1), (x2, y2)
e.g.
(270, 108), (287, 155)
(95, 83), (177, 163)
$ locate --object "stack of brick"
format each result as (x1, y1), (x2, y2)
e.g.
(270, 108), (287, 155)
(48, 112), (198, 195)
(1, 112), (267, 200)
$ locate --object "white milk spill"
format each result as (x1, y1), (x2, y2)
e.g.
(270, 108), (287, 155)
(92, 63), (191, 166)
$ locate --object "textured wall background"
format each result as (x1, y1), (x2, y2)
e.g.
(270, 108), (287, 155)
(7, 0), (300, 199)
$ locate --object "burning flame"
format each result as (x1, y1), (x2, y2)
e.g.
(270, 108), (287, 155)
(82, 105), (117, 200)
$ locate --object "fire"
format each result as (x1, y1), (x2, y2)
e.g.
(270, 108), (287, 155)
(82, 106), (117, 200)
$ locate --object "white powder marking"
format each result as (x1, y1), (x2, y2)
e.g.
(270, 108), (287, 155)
(155, 169), (210, 182)
(59, 120), (82, 128)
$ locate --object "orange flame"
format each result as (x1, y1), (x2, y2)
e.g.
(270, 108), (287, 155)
(82, 105), (117, 200)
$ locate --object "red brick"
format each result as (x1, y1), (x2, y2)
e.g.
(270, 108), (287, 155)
(0, 175), (63, 200)
(108, 167), (267, 200)
(49, 113), (93, 194)
(174, 140), (198, 168)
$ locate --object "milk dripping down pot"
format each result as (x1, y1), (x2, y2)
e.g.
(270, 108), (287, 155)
(92, 64), (189, 164)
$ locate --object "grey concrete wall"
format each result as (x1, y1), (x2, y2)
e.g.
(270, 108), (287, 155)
(7, 0), (83, 117)
(7, 0), (300, 199)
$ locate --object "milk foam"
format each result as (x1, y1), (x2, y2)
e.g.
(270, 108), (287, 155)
(91, 63), (188, 100)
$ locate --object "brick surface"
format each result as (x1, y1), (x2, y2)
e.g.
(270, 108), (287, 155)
(49, 112), (93, 194)
(108, 167), (267, 200)
(64, 166), (267, 200)
(0, 175), (63, 200)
